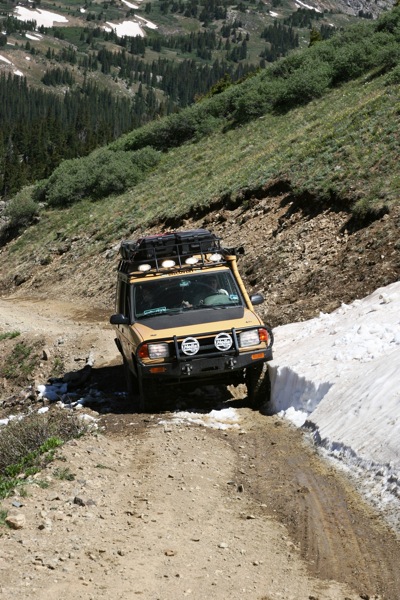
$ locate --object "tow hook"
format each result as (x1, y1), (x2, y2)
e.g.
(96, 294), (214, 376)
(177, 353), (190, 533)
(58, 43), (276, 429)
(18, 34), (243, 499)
(181, 364), (193, 376)
(226, 358), (237, 370)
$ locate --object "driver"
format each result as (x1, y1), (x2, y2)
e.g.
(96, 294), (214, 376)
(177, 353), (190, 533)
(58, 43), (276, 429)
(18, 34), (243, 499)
(182, 276), (228, 308)
(208, 276), (228, 295)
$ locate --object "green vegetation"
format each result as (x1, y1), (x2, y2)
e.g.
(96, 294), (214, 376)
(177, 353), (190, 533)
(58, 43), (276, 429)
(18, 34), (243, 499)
(52, 357), (65, 377)
(34, 146), (161, 206)
(2, 341), (40, 382)
(4, 186), (39, 235)
(53, 466), (75, 480)
(0, 412), (86, 501)
(0, 331), (20, 341)
(1, 7), (400, 275)
(0, 76), (138, 198)
(0, 0), (362, 200)
(16, 8), (399, 221)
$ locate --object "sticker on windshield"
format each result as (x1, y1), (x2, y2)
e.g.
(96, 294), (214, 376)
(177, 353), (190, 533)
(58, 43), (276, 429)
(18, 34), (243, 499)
(143, 307), (167, 315)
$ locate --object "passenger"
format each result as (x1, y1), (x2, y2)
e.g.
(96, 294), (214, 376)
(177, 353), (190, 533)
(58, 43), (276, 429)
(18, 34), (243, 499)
(136, 286), (157, 314)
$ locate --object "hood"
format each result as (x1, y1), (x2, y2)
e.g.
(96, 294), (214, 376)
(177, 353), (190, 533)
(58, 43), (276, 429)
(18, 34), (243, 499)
(132, 306), (263, 342)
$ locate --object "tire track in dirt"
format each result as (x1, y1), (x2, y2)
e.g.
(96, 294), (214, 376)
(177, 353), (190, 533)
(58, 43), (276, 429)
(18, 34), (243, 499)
(229, 413), (400, 600)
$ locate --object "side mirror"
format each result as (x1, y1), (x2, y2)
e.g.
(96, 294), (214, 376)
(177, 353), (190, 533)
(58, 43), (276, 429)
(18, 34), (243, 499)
(110, 313), (130, 325)
(250, 293), (264, 306)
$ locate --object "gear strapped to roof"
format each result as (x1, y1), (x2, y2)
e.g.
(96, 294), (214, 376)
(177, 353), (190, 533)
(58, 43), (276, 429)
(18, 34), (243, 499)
(118, 229), (229, 273)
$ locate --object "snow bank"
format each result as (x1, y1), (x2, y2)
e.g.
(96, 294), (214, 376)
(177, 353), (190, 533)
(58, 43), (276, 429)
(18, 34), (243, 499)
(105, 15), (157, 37)
(269, 281), (400, 520)
(14, 7), (68, 27)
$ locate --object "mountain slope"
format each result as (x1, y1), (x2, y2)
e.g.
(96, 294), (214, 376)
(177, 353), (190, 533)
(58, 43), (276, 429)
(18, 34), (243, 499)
(0, 9), (399, 328)
(0, 0), (396, 196)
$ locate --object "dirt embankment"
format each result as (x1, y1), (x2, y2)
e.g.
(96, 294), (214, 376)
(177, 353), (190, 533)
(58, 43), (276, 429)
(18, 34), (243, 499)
(0, 188), (399, 329)
(1, 191), (400, 599)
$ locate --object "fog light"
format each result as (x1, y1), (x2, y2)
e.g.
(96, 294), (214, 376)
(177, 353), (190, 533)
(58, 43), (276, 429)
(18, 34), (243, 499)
(161, 259), (175, 268)
(209, 253), (222, 262)
(239, 329), (260, 347)
(138, 264), (151, 272)
(148, 343), (170, 359)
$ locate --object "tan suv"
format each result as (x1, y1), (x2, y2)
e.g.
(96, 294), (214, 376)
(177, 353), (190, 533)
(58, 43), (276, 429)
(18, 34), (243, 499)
(110, 229), (273, 410)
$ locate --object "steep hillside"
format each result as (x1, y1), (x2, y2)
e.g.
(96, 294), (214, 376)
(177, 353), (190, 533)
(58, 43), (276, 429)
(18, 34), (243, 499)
(0, 8), (399, 329)
(1, 187), (398, 329)
(0, 0), (396, 197)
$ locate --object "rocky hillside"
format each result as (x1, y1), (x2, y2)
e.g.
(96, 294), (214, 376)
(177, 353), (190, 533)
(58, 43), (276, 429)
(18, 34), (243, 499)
(1, 182), (399, 329)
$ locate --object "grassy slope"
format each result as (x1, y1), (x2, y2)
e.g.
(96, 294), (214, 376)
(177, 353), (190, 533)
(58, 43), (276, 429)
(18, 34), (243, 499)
(6, 74), (396, 270)
(4, 11), (400, 268)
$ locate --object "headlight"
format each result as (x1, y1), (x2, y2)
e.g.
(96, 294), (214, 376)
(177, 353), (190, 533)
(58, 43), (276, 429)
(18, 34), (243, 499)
(148, 342), (170, 359)
(239, 329), (260, 348)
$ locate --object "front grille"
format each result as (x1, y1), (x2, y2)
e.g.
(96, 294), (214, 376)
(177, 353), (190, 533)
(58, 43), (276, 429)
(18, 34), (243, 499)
(137, 325), (270, 367)
(173, 331), (239, 361)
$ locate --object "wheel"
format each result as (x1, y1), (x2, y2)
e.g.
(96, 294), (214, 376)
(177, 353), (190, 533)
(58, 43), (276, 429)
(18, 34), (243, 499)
(123, 357), (143, 412)
(246, 362), (270, 409)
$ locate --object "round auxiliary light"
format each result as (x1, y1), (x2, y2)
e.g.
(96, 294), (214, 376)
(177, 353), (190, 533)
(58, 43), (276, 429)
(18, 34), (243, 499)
(161, 259), (176, 268)
(138, 264), (151, 272)
(209, 253), (222, 262)
(185, 256), (199, 265)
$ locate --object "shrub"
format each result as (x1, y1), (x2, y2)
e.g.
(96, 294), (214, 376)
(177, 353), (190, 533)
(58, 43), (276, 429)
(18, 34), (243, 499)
(2, 341), (39, 382)
(0, 331), (20, 341)
(385, 63), (400, 84)
(0, 411), (86, 499)
(375, 6), (400, 34)
(112, 98), (228, 153)
(232, 78), (283, 122)
(274, 60), (333, 110)
(34, 147), (161, 207)
(4, 186), (39, 229)
(331, 41), (376, 84)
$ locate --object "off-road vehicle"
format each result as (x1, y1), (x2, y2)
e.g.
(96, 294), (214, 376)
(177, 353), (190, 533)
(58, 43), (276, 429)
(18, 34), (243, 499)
(110, 229), (273, 409)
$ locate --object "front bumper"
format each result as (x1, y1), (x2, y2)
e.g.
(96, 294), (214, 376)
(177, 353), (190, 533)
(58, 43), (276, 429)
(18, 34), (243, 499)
(138, 346), (273, 384)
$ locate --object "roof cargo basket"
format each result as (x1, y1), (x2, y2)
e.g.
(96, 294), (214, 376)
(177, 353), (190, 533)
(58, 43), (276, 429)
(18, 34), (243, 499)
(119, 229), (223, 270)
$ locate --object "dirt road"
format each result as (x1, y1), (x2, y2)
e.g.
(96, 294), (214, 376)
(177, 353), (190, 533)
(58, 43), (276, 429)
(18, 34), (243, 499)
(1, 298), (400, 600)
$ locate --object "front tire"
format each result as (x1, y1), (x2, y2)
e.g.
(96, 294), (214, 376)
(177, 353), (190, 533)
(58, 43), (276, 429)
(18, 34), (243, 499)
(123, 358), (144, 412)
(246, 362), (270, 409)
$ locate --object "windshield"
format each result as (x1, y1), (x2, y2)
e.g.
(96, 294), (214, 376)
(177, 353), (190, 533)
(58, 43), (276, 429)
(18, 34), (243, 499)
(133, 271), (244, 319)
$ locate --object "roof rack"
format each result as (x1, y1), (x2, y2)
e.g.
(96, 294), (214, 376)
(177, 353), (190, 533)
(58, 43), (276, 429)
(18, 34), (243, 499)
(118, 229), (227, 273)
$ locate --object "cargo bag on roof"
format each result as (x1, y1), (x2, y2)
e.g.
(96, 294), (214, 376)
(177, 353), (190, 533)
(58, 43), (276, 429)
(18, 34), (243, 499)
(119, 229), (220, 262)
(175, 229), (219, 255)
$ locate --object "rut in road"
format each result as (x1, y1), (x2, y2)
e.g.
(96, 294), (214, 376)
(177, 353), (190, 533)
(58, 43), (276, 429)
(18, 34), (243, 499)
(229, 413), (400, 600)
(0, 409), (363, 600)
